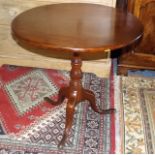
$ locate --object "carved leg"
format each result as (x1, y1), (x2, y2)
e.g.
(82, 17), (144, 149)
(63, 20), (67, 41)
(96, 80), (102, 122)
(82, 89), (115, 114)
(44, 87), (67, 106)
(58, 97), (76, 148)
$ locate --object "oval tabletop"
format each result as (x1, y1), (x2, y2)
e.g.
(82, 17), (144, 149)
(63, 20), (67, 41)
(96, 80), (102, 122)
(12, 3), (143, 53)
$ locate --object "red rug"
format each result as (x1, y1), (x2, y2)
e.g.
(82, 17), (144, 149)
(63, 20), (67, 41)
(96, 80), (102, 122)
(0, 65), (116, 153)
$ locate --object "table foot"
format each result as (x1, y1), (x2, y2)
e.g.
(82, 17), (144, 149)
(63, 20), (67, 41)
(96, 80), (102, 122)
(44, 87), (67, 106)
(58, 97), (76, 148)
(82, 89), (115, 114)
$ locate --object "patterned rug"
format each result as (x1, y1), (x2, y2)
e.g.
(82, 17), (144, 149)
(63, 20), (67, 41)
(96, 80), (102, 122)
(0, 65), (121, 153)
(121, 76), (155, 154)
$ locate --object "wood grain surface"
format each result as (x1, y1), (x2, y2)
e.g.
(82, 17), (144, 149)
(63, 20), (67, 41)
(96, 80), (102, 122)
(12, 3), (143, 54)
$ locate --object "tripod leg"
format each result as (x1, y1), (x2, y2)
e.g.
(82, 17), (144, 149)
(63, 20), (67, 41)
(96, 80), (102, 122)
(44, 87), (67, 106)
(83, 89), (115, 114)
(58, 97), (76, 148)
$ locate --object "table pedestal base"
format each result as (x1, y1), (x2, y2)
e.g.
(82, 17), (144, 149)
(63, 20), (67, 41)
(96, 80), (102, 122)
(44, 53), (115, 148)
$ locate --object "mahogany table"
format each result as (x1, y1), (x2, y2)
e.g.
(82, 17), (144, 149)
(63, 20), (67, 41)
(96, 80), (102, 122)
(11, 3), (143, 147)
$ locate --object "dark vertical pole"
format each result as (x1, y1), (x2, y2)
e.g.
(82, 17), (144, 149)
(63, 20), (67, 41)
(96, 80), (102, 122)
(116, 0), (128, 10)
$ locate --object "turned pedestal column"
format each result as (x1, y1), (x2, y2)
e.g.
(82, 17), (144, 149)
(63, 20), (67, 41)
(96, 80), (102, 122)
(45, 53), (114, 147)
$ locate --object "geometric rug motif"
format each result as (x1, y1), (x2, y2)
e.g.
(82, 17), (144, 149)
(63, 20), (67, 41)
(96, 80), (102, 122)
(0, 64), (120, 154)
(5, 69), (58, 115)
(121, 76), (155, 154)
(0, 65), (68, 133)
